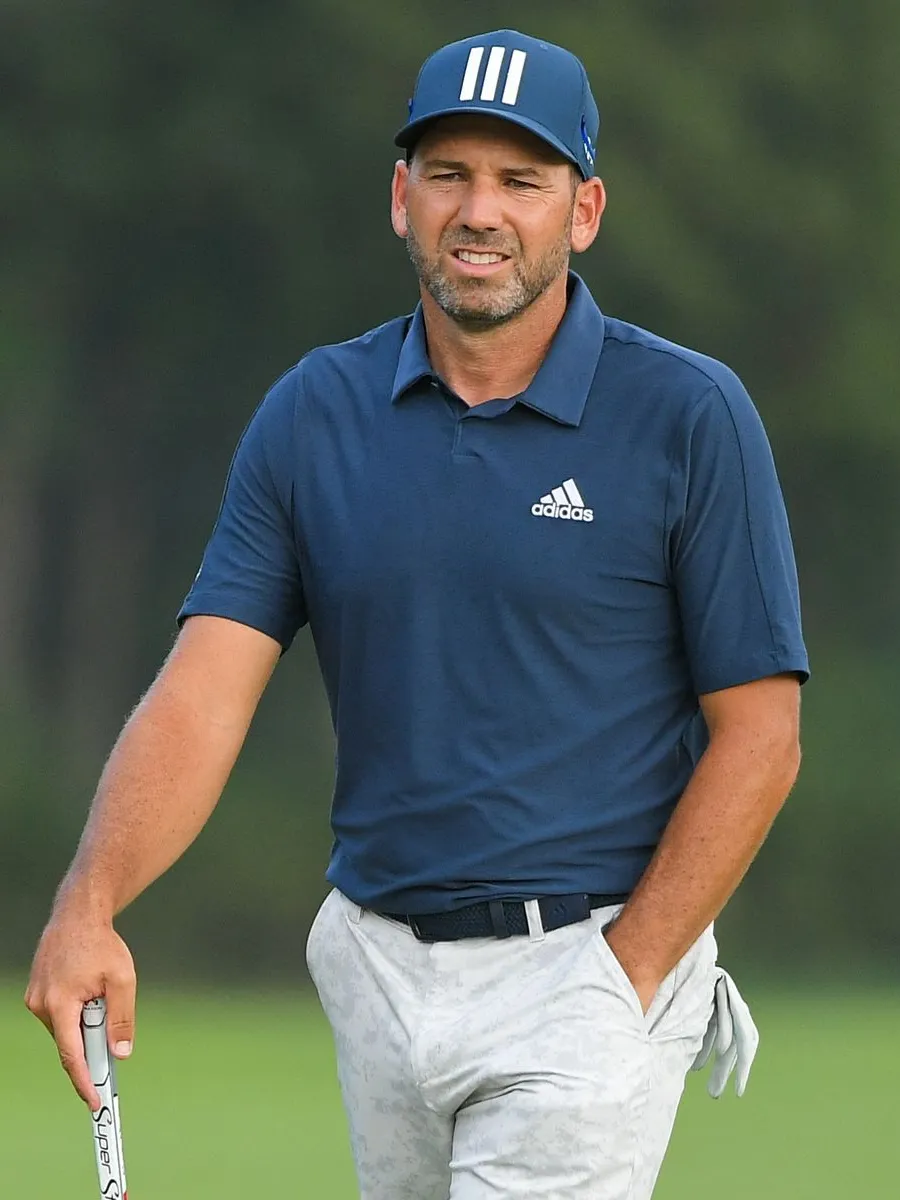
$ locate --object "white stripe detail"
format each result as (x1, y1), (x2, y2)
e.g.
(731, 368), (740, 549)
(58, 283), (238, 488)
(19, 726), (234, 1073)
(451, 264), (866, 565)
(552, 486), (569, 506)
(459, 47), (484, 101)
(540, 493), (553, 504)
(524, 898), (545, 941)
(501, 49), (527, 105)
(562, 478), (584, 507)
(480, 47), (506, 101)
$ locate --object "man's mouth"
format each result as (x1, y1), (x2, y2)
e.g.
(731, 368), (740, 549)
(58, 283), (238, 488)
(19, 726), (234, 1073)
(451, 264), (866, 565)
(454, 250), (509, 265)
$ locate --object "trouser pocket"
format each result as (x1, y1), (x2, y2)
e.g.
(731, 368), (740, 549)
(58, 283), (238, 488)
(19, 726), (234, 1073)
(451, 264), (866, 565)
(305, 888), (337, 982)
(593, 918), (652, 1026)
(592, 911), (713, 1037)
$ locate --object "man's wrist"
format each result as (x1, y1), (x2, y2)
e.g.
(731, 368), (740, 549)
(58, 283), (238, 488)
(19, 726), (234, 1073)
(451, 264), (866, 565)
(53, 875), (116, 924)
(602, 916), (664, 996)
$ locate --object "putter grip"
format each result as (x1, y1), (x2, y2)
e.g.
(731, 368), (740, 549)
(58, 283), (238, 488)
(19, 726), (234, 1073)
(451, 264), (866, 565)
(81, 998), (128, 1199)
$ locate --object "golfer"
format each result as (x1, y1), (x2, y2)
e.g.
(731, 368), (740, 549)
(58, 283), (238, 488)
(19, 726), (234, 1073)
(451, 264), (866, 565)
(26, 29), (808, 1199)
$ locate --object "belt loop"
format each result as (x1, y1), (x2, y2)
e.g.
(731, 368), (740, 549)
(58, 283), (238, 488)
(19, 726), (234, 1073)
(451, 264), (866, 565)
(347, 901), (363, 925)
(488, 900), (511, 939)
(524, 899), (545, 942)
(408, 916), (426, 940)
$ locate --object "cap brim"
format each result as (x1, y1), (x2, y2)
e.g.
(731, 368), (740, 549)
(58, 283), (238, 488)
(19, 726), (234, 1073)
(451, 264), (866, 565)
(394, 107), (588, 178)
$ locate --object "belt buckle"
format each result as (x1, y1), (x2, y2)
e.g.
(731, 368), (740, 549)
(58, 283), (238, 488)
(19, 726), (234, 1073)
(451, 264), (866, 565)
(540, 892), (592, 932)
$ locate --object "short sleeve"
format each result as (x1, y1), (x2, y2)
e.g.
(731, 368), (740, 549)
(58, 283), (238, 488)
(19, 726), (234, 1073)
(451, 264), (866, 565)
(177, 369), (307, 649)
(667, 374), (809, 695)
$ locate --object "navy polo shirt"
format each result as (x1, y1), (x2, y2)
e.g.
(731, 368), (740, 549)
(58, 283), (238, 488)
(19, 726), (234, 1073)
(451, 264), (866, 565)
(179, 274), (808, 912)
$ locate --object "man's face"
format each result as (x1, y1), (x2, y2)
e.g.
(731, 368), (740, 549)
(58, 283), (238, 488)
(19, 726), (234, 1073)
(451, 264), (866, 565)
(393, 116), (585, 329)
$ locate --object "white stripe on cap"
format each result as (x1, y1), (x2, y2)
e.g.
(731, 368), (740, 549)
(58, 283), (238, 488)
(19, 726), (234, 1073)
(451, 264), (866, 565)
(501, 49), (527, 105)
(479, 46), (506, 101)
(459, 47), (485, 101)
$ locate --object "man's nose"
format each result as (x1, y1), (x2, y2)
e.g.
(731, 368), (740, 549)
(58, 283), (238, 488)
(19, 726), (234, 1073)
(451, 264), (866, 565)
(456, 178), (504, 231)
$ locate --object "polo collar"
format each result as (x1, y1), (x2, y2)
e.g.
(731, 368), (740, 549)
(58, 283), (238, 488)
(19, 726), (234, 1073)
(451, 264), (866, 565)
(390, 272), (605, 427)
(391, 304), (437, 400)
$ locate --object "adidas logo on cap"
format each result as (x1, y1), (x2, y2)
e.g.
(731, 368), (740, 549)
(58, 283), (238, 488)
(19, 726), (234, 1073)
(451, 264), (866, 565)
(531, 478), (593, 522)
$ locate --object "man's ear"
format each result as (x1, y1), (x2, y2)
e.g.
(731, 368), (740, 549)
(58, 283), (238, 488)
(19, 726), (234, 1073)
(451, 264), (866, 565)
(571, 177), (606, 255)
(391, 159), (410, 239)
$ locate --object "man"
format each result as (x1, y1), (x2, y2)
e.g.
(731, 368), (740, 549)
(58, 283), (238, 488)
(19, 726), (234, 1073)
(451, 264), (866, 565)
(26, 29), (807, 1200)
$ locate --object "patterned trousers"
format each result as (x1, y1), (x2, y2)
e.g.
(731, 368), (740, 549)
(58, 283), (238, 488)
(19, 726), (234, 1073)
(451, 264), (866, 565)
(306, 888), (718, 1199)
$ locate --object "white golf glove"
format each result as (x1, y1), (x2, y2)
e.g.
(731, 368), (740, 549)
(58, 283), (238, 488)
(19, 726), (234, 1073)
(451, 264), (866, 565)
(691, 968), (759, 1098)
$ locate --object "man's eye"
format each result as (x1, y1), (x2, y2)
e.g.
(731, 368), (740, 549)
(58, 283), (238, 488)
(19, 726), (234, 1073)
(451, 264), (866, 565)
(506, 178), (536, 190)
(433, 172), (462, 181)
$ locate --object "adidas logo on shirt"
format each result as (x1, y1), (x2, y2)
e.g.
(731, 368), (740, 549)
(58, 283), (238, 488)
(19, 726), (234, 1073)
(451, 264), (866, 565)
(531, 478), (593, 522)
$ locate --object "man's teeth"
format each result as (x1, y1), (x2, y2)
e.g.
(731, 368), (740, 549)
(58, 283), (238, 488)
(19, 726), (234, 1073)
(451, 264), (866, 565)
(457, 251), (506, 264)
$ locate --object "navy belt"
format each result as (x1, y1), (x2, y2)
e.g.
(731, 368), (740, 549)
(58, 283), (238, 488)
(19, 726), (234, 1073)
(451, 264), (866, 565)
(377, 892), (629, 942)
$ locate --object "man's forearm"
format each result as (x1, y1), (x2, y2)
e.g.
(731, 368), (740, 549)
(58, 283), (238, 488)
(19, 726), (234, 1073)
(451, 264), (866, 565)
(606, 704), (800, 1005)
(26, 617), (280, 1108)
(57, 668), (252, 920)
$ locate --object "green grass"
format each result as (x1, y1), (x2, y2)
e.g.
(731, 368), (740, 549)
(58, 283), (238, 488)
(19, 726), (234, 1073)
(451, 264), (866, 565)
(1, 984), (896, 1196)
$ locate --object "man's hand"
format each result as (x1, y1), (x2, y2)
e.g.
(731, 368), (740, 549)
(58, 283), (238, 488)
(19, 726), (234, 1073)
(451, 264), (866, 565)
(25, 907), (136, 1109)
(24, 618), (280, 1107)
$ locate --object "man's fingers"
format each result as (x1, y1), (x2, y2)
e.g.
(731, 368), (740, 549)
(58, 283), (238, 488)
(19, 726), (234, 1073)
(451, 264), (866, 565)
(52, 1003), (101, 1109)
(24, 986), (54, 1036)
(24, 917), (138, 1106)
(104, 966), (137, 1058)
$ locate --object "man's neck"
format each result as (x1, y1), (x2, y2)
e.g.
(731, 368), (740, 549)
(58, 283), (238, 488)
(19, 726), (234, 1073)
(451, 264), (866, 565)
(421, 274), (569, 407)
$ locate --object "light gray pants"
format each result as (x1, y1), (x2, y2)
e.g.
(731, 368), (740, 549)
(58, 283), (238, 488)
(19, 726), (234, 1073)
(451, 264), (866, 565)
(306, 889), (718, 1200)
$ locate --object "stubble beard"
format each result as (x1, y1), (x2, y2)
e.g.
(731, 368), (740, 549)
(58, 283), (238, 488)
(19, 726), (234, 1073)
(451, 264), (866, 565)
(405, 218), (572, 331)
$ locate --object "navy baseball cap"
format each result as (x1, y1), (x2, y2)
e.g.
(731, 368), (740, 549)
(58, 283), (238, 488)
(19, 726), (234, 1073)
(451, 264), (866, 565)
(395, 30), (600, 179)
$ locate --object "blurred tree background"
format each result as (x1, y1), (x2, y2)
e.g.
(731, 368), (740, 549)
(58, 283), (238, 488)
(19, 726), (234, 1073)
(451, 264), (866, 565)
(2, 0), (897, 983)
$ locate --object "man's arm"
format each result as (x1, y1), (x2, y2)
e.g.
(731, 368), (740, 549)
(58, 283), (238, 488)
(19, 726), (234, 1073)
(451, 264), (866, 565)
(604, 673), (801, 1012)
(25, 614), (281, 1106)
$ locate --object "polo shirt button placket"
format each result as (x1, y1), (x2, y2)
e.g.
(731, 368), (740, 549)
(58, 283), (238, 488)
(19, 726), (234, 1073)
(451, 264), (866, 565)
(451, 411), (467, 458)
